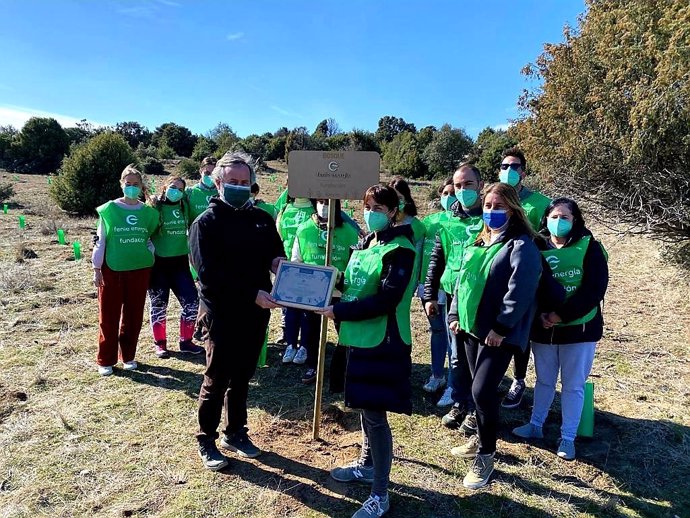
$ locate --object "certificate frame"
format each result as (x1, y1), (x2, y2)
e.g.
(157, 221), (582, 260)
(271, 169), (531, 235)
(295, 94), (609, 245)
(271, 260), (338, 311)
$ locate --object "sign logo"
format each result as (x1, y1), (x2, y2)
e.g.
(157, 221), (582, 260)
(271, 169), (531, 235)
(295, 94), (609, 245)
(125, 215), (138, 225)
(328, 161), (339, 172)
(172, 210), (181, 219)
(545, 255), (560, 269)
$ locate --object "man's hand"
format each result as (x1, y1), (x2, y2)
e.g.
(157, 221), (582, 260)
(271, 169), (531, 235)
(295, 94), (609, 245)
(255, 290), (280, 309)
(315, 305), (335, 320)
(271, 257), (285, 274)
(540, 312), (562, 329)
(93, 269), (103, 288)
(485, 329), (504, 347)
(449, 321), (460, 334)
(425, 301), (439, 317)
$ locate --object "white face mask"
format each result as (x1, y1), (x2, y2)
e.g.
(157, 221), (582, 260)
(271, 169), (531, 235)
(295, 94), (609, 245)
(316, 202), (328, 219)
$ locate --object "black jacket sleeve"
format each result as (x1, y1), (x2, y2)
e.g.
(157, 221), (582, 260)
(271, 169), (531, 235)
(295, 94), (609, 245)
(333, 247), (415, 322)
(423, 234), (445, 301)
(553, 239), (609, 323)
(536, 255), (567, 311)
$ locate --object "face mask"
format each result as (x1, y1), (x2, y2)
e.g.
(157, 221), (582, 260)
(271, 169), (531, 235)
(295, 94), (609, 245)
(221, 183), (250, 208)
(363, 209), (390, 233)
(316, 202), (328, 219)
(294, 197), (312, 208)
(165, 187), (183, 203)
(499, 168), (521, 187)
(457, 189), (478, 208)
(201, 175), (215, 188)
(440, 194), (457, 211)
(483, 209), (508, 229)
(547, 217), (573, 237)
(398, 200), (406, 212)
(123, 185), (141, 200)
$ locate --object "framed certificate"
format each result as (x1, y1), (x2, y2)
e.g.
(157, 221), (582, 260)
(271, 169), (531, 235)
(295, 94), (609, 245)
(272, 261), (338, 311)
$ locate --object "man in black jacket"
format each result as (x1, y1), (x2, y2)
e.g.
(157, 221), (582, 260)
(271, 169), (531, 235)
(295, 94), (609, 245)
(189, 151), (284, 471)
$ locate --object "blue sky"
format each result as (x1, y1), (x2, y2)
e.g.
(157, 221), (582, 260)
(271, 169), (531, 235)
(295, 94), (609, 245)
(0, 0), (585, 138)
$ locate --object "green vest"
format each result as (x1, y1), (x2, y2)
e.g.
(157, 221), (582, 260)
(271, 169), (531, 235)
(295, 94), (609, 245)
(439, 216), (483, 294)
(419, 211), (452, 283)
(522, 190), (551, 231)
(274, 188), (288, 213)
(96, 201), (159, 271)
(339, 235), (417, 348)
(185, 184), (217, 223)
(541, 236), (608, 326)
(455, 241), (506, 334)
(256, 200), (277, 220)
(151, 203), (189, 258)
(278, 204), (315, 257)
(296, 218), (359, 273)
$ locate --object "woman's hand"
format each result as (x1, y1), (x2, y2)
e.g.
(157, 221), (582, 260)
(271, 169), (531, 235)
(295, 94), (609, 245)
(93, 268), (103, 288)
(315, 305), (335, 320)
(449, 321), (460, 334)
(425, 301), (439, 317)
(485, 329), (504, 347)
(540, 312), (562, 328)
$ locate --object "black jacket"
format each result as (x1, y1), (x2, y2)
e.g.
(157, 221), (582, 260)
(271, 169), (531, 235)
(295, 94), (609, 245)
(423, 202), (482, 302)
(530, 226), (609, 344)
(189, 198), (285, 315)
(333, 224), (416, 415)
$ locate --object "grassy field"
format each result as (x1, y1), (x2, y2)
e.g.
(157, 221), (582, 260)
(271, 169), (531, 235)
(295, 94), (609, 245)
(0, 165), (688, 518)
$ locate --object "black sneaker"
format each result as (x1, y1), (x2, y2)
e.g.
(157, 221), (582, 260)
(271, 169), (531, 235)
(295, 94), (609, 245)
(501, 379), (526, 409)
(180, 340), (205, 355)
(441, 405), (467, 429)
(302, 368), (317, 384)
(220, 428), (262, 458)
(198, 439), (228, 471)
(461, 410), (478, 434)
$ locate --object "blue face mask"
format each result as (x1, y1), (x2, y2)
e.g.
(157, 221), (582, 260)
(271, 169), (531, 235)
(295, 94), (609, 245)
(201, 175), (215, 188)
(483, 209), (508, 229)
(547, 217), (573, 237)
(165, 187), (183, 203)
(363, 209), (390, 233)
(457, 188), (478, 208)
(440, 194), (457, 211)
(123, 185), (141, 200)
(499, 168), (521, 187)
(221, 184), (251, 208)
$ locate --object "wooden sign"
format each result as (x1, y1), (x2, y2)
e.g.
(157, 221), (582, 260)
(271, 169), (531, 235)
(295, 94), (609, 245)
(287, 151), (380, 200)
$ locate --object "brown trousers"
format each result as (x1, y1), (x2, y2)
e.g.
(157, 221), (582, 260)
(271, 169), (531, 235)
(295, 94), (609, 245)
(97, 263), (152, 366)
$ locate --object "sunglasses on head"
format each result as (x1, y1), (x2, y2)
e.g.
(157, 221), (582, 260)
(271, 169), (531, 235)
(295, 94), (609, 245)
(500, 162), (522, 170)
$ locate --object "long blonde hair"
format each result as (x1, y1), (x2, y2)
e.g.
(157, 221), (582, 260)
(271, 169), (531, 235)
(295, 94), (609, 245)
(120, 164), (150, 201)
(475, 182), (536, 244)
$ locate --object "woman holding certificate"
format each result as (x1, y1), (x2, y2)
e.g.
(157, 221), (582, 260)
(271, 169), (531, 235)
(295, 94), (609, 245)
(317, 185), (416, 518)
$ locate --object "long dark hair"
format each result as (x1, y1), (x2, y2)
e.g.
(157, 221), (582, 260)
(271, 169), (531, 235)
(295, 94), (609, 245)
(540, 197), (585, 236)
(389, 176), (418, 217)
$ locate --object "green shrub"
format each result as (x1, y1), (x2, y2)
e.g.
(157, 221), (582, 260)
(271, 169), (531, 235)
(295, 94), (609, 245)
(178, 158), (200, 179)
(158, 144), (176, 159)
(0, 181), (14, 202)
(140, 157), (165, 176)
(134, 144), (159, 161)
(50, 132), (135, 214)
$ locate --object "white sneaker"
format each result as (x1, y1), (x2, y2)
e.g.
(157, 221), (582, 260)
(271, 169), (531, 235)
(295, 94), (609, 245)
(282, 345), (297, 364)
(122, 361), (138, 371)
(98, 365), (113, 376)
(292, 346), (308, 365)
(436, 386), (453, 407)
(423, 375), (446, 393)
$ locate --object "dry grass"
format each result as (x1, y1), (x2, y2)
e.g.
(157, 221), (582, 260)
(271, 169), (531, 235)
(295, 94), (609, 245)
(0, 167), (688, 518)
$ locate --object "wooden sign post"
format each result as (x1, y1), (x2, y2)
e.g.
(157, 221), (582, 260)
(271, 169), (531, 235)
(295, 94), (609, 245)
(287, 150), (379, 440)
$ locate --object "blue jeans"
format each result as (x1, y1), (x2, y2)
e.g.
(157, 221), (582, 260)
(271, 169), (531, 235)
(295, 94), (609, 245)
(447, 296), (474, 410)
(427, 297), (451, 379)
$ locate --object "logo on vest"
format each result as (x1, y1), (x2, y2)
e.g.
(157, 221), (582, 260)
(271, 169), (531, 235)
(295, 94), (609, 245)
(126, 214), (139, 226)
(320, 230), (328, 242)
(206, 196), (212, 204)
(173, 210), (181, 219)
(545, 255), (560, 269)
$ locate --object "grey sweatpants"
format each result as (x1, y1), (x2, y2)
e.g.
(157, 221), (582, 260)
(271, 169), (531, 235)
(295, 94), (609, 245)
(529, 341), (596, 441)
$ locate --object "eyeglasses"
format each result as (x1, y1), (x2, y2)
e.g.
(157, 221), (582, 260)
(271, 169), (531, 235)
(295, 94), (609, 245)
(500, 163), (522, 170)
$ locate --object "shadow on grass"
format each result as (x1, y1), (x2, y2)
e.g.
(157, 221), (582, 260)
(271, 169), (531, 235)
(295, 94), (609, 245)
(226, 450), (543, 518)
(498, 398), (690, 518)
(118, 362), (202, 399)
